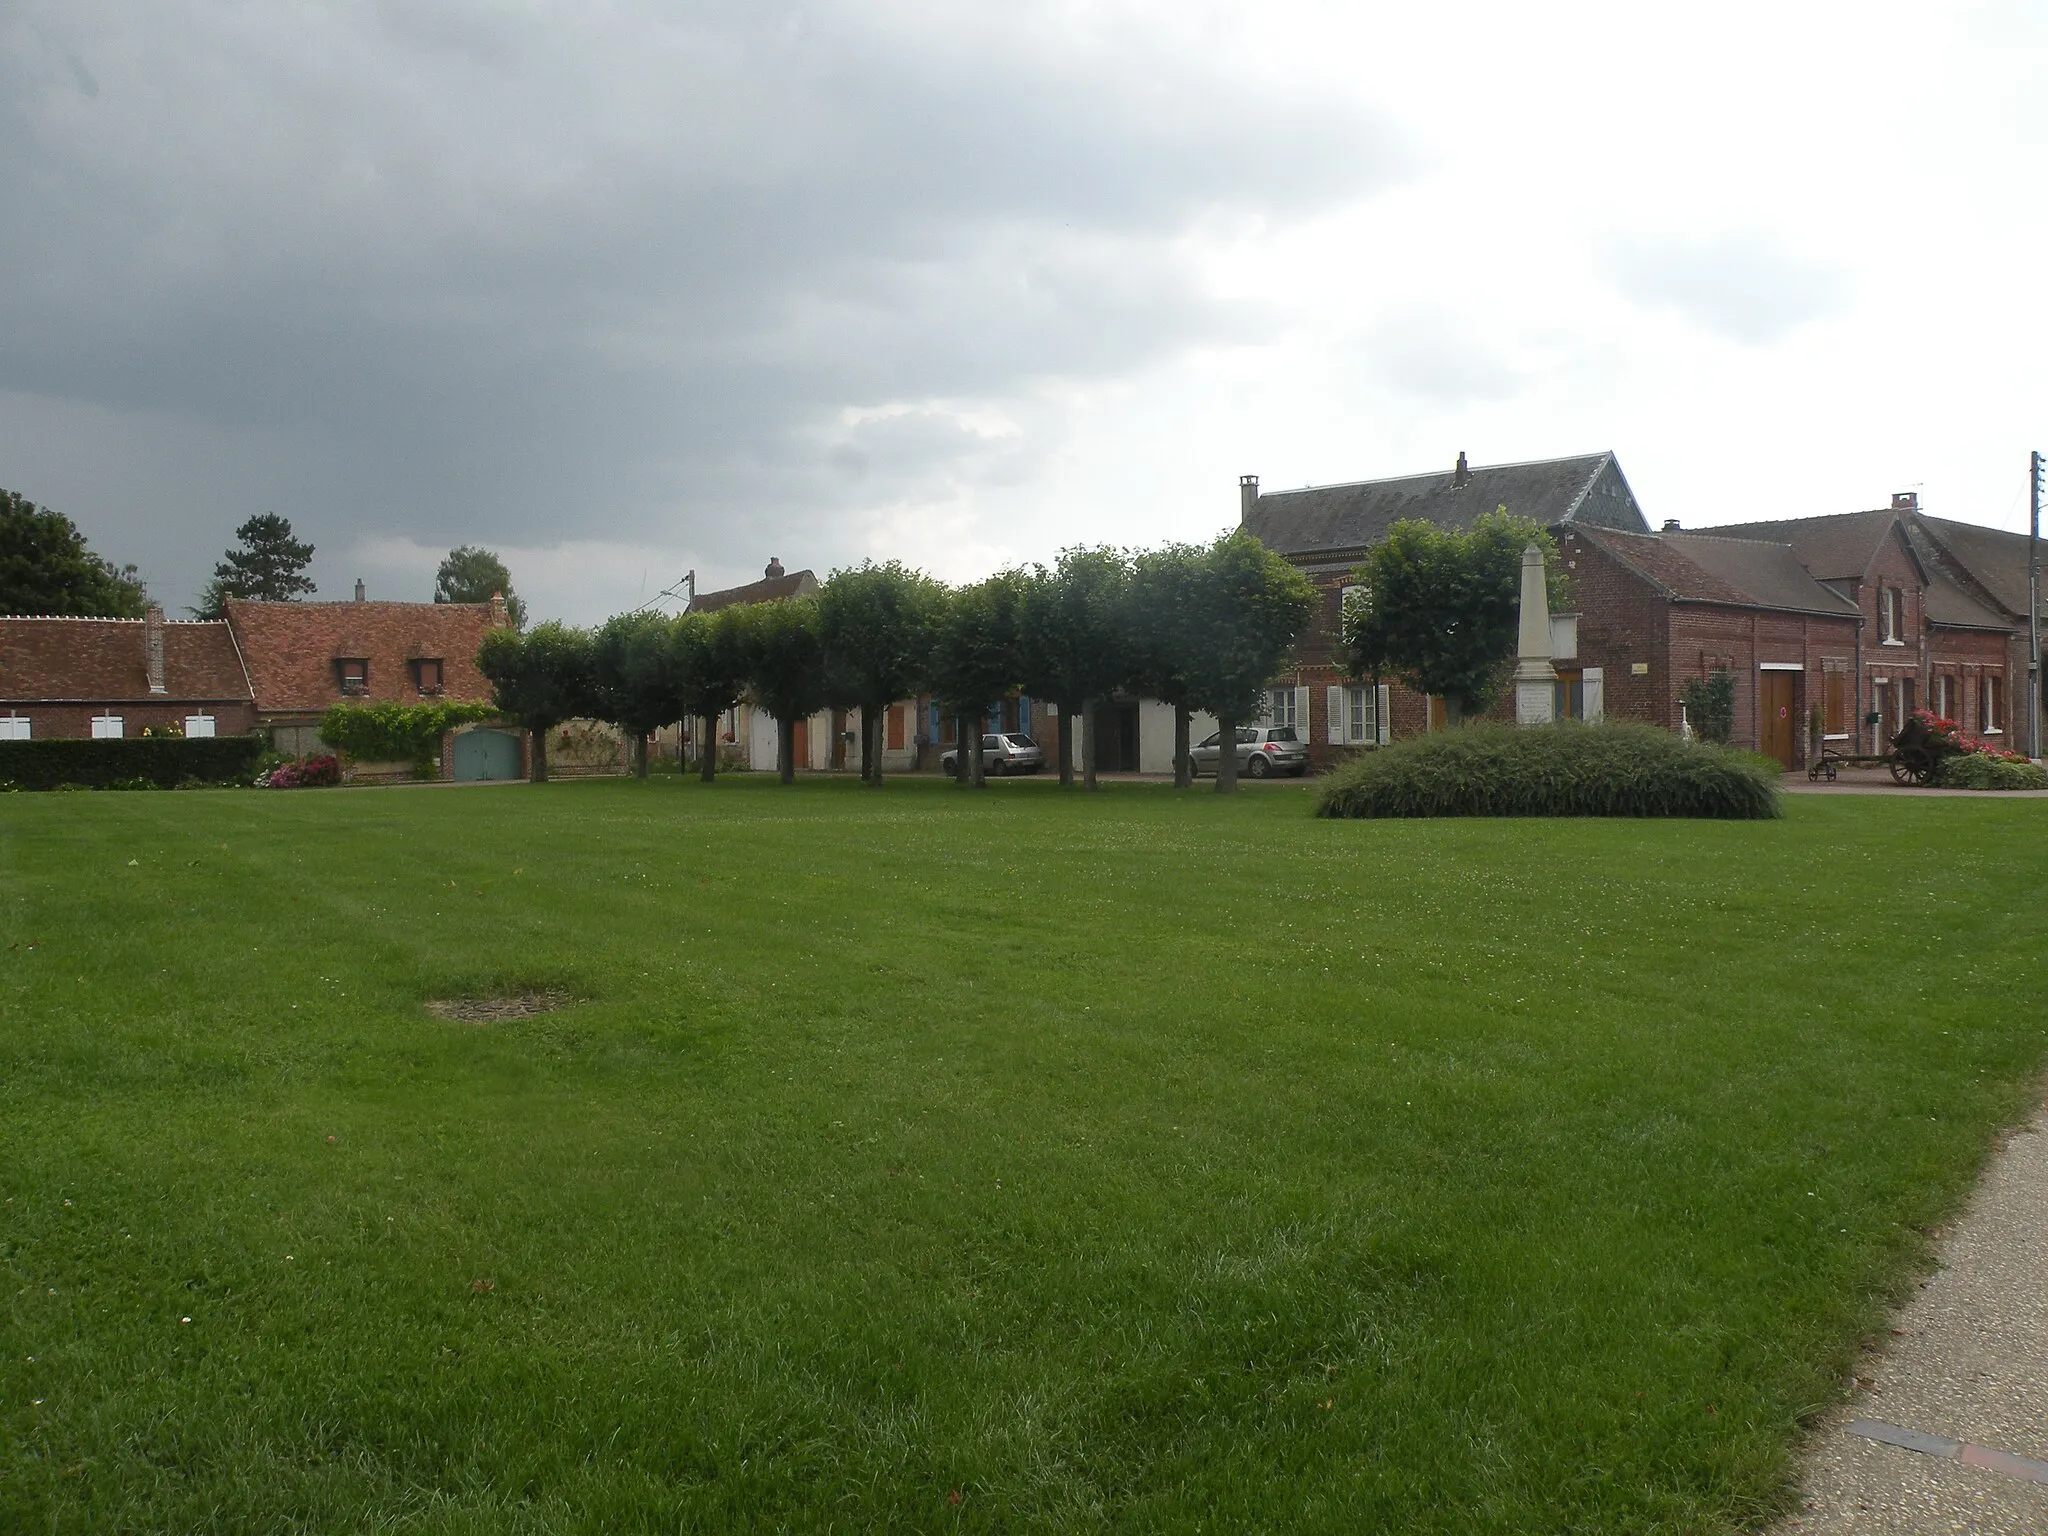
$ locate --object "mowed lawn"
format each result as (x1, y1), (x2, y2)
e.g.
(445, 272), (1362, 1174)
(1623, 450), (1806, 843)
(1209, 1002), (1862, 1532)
(3, 777), (2044, 1534)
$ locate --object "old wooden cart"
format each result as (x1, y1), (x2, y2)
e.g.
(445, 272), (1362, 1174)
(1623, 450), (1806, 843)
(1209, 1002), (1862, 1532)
(1807, 714), (1956, 785)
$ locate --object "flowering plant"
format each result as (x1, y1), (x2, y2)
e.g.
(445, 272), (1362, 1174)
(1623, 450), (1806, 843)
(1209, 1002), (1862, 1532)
(1910, 709), (2028, 763)
(259, 754), (341, 789)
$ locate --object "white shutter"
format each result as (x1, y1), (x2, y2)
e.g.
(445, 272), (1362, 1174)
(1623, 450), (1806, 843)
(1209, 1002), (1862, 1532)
(0, 716), (28, 740)
(1582, 668), (1604, 723)
(1375, 685), (1392, 745)
(1293, 687), (1310, 739)
(1325, 686), (1344, 745)
(184, 715), (216, 738)
(91, 714), (123, 740)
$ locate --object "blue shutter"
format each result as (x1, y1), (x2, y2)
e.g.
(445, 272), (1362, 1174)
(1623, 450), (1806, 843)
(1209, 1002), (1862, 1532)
(1019, 696), (1032, 735)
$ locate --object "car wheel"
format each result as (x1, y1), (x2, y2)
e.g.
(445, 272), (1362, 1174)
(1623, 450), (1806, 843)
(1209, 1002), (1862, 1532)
(1246, 755), (1271, 778)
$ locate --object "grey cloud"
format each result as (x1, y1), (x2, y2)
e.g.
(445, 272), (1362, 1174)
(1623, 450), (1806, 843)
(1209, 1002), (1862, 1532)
(1608, 232), (1846, 345)
(0, 2), (1406, 612)
(1363, 305), (1526, 405)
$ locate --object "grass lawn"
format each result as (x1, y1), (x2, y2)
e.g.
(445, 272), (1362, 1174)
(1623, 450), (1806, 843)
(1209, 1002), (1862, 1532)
(3, 775), (2045, 1533)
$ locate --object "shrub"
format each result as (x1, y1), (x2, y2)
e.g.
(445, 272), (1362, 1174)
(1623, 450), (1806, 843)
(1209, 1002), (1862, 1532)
(261, 754), (341, 789)
(1678, 669), (1735, 745)
(0, 735), (266, 791)
(319, 701), (498, 775)
(1314, 720), (1781, 820)
(1935, 753), (2048, 790)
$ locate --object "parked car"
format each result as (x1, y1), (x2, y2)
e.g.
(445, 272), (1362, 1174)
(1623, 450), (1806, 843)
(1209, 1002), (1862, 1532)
(942, 733), (1045, 777)
(1189, 725), (1310, 778)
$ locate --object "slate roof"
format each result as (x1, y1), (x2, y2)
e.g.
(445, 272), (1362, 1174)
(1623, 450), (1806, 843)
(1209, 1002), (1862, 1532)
(224, 598), (503, 713)
(687, 569), (818, 614)
(0, 617), (254, 703)
(1571, 528), (1859, 617)
(1921, 576), (2012, 631)
(1706, 508), (1899, 582)
(1243, 452), (1651, 560)
(1911, 514), (2043, 619)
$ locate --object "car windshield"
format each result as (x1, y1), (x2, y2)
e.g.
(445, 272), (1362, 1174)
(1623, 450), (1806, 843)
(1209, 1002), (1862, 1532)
(1007, 735), (1036, 749)
(1267, 727), (1299, 743)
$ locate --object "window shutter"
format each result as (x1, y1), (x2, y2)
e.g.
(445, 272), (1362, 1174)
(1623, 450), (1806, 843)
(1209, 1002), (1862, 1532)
(1375, 685), (1391, 745)
(1293, 687), (1310, 737)
(1324, 686), (1344, 745)
(1582, 668), (1604, 723)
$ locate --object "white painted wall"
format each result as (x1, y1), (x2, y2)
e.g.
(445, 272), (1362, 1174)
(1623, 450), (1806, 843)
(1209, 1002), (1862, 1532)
(1137, 699), (1217, 774)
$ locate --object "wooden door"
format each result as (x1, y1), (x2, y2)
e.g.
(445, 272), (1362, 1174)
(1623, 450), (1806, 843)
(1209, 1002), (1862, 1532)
(1760, 672), (1797, 769)
(792, 718), (809, 770)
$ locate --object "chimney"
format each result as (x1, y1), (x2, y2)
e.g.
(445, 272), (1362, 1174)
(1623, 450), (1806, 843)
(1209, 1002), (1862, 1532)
(354, 578), (366, 602)
(144, 603), (167, 695)
(764, 556), (785, 579)
(1891, 491), (1918, 512)
(488, 592), (510, 628)
(1239, 474), (1259, 524)
(1663, 518), (1682, 532)
(1453, 450), (1470, 487)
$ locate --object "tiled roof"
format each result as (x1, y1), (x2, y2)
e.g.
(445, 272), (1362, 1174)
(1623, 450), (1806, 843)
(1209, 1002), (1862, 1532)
(1911, 514), (2042, 619)
(1243, 452), (1650, 559)
(1705, 508), (1899, 582)
(224, 598), (504, 713)
(1922, 571), (2015, 631)
(1572, 527), (1859, 617)
(687, 570), (818, 614)
(0, 617), (253, 703)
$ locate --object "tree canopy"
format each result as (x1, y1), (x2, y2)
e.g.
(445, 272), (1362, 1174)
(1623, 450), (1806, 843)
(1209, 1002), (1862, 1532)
(589, 612), (684, 776)
(1338, 508), (1567, 721)
(477, 622), (594, 782)
(0, 489), (148, 618)
(435, 545), (527, 628)
(1019, 547), (1130, 788)
(197, 513), (316, 616)
(929, 572), (1027, 787)
(818, 561), (944, 784)
(724, 596), (832, 784)
(672, 608), (753, 782)
(1175, 534), (1319, 791)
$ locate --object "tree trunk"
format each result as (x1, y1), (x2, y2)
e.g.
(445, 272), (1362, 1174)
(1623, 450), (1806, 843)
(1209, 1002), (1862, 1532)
(1173, 703), (1191, 788)
(1215, 709), (1238, 793)
(634, 734), (649, 779)
(778, 715), (796, 785)
(1081, 697), (1099, 790)
(699, 713), (717, 781)
(862, 708), (882, 784)
(970, 719), (987, 787)
(1057, 703), (1076, 786)
(530, 726), (549, 784)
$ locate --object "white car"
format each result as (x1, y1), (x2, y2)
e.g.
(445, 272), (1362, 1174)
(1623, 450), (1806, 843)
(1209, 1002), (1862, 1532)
(942, 733), (1045, 777)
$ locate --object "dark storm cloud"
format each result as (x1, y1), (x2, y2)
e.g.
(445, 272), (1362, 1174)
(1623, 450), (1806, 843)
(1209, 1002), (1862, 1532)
(0, 2), (1405, 603)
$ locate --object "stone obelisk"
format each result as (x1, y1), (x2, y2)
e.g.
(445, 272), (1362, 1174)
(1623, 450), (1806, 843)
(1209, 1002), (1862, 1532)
(1512, 543), (1556, 726)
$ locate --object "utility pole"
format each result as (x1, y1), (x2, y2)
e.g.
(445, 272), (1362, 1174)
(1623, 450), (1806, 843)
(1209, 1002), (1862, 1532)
(2032, 452), (2042, 761)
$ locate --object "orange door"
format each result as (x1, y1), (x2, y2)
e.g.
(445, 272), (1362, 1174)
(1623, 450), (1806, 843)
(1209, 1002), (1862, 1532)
(886, 704), (905, 751)
(792, 718), (809, 769)
(1760, 672), (1797, 769)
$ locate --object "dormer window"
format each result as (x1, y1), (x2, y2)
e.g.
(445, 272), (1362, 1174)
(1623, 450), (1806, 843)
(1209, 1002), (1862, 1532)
(411, 658), (444, 695)
(336, 658), (370, 695)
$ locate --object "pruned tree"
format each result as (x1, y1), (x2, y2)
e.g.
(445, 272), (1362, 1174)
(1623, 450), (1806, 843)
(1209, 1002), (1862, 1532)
(1018, 547), (1130, 790)
(0, 489), (147, 617)
(198, 513), (315, 616)
(817, 561), (944, 786)
(1122, 542), (1207, 788)
(929, 572), (1027, 788)
(590, 612), (683, 777)
(1339, 507), (1567, 724)
(1178, 534), (1319, 794)
(477, 621), (595, 783)
(673, 607), (752, 782)
(436, 545), (527, 628)
(726, 594), (831, 784)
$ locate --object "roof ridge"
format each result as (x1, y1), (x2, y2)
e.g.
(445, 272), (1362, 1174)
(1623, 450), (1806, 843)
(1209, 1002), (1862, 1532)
(1258, 450), (1613, 498)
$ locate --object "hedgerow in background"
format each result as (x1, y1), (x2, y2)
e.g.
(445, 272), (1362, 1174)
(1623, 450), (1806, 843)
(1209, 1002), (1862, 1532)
(0, 735), (265, 790)
(1679, 669), (1735, 745)
(318, 701), (500, 776)
(1935, 753), (2048, 790)
(1314, 719), (1780, 820)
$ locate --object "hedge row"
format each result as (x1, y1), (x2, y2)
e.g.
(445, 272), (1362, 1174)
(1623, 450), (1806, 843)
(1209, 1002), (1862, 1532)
(0, 736), (267, 790)
(1314, 720), (1782, 820)
(1935, 753), (2048, 790)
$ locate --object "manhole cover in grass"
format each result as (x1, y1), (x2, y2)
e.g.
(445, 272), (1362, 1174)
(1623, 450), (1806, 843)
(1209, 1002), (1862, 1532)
(424, 990), (577, 1024)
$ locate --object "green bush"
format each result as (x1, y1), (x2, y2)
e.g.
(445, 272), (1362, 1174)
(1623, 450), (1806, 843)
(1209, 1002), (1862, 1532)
(1314, 720), (1781, 820)
(319, 701), (499, 774)
(0, 736), (266, 791)
(1935, 753), (2048, 790)
(1678, 669), (1735, 745)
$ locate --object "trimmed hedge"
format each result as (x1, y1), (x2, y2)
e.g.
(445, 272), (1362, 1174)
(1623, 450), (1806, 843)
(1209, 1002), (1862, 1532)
(1314, 719), (1781, 820)
(0, 735), (266, 791)
(1935, 752), (2048, 790)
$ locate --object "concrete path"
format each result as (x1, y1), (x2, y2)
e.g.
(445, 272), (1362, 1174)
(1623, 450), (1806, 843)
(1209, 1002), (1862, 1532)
(1776, 1095), (2048, 1534)
(1781, 767), (2048, 798)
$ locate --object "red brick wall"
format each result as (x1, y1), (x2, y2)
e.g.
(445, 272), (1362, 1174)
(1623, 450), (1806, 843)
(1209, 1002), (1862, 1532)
(6, 702), (260, 740)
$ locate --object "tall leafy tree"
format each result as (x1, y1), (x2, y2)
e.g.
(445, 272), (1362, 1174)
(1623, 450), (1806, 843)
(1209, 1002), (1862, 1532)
(435, 545), (527, 628)
(818, 561), (944, 785)
(477, 622), (595, 783)
(1339, 508), (1567, 724)
(673, 607), (752, 783)
(198, 513), (316, 616)
(929, 572), (1027, 788)
(590, 612), (684, 777)
(726, 595), (832, 785)
(1019, 547), (1130, 789)
(1178, 534), (1319, 794)
(1122, 543), (1207, 788)
(0, 489), (147, 617)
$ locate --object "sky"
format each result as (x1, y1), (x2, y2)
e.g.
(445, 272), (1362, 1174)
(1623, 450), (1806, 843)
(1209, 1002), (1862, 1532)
(4, 1), (2045, 623)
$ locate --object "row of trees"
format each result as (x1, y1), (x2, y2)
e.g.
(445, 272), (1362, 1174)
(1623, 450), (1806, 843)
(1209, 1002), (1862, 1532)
(478, 534), (1321, 792)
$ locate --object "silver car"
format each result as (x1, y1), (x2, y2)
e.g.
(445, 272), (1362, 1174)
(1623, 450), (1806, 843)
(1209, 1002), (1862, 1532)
(942, 733), (1045, 777)
(1190, 726), (1310, 778)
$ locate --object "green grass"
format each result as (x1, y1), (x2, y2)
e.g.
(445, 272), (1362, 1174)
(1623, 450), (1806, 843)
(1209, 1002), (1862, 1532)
(3, 776), (2044, 1533)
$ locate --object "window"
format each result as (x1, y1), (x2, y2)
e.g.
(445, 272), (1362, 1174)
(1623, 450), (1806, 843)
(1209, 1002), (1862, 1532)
(1823, 666), (1849, 737)
(1267, 687), (1299, 729)
(1345, 685), (1373, 744)
(1933, 673), (1955, 722)
(1552, 668), (1584, 720)
(91, 713), (123, 739)
(336, 658), (369, 695)
(1983, 673), (2004, 733)
(412, 658), (444, 694)
(0, 715), (29, 740)
(1880, 587), (1902, 643)
(183, 715), (216, 739)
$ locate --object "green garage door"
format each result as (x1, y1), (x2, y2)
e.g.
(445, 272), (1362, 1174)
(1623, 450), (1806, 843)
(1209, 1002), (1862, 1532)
(452, 729), (521, 781)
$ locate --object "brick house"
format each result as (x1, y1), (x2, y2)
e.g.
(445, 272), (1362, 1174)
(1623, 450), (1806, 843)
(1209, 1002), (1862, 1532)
(0, 605), (257, 741)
